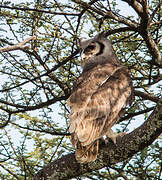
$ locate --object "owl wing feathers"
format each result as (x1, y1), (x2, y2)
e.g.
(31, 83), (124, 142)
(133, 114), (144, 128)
(68, 63), (132, 162)
(68, 62), (132, 142)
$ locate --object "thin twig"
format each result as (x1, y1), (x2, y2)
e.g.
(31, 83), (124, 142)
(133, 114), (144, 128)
(0, 5), (79, 16)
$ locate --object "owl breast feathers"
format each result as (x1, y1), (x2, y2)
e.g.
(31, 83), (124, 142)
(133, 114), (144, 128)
(68, 32), (133, 163)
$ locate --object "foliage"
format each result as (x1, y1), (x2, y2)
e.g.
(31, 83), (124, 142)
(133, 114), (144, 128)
(0, 0), (161, 179)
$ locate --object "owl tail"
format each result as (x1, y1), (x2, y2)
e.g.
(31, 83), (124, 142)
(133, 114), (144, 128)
(75, 140), (99, 163)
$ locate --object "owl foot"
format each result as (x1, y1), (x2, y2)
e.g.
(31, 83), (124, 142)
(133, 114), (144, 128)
(105, 129), (126, 144)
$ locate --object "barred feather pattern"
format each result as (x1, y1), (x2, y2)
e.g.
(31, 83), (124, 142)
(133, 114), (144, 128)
(68, 62), (133, 163)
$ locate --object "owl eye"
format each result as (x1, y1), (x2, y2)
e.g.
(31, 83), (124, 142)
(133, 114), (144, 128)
(83, 43), (96, 54)
(87, 44), (96, 50)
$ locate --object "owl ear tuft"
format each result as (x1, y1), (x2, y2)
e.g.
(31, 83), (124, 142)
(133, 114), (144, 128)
(95, 31), (107, 40)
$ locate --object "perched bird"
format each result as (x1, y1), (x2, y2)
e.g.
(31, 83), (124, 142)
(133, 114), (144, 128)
(68, 32), (133, 163)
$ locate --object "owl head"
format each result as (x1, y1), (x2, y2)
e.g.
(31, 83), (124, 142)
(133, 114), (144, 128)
(78, 32), (118, 68)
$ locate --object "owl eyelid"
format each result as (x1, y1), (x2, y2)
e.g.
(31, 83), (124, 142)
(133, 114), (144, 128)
(88, 44), (96, 50)
(83, 44), (96, 53)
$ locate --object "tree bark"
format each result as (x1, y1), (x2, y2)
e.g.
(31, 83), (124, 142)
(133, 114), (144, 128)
(34, 99), (162, 180)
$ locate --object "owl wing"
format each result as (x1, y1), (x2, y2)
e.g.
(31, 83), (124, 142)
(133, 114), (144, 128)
(68, 63), (132, 147)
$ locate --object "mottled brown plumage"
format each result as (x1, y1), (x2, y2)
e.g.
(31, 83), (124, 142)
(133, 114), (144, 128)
(68, 32), (133, 163)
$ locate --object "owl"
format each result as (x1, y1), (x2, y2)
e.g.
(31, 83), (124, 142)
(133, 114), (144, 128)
(68, 32), (133, 163)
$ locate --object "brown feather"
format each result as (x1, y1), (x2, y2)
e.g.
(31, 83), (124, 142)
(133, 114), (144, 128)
(75, 140), (99, 163)
(68, 36), (133, 163)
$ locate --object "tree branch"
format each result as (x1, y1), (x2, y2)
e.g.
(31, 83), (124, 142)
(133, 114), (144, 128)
(120, 106), (154, 122)
(105, 27), (136, 36)
(34, 99), (162, 180)
(121, 0), (143, 17)
(134, 90), (159, 103)
(0, 36), (36, 52)
(72, 0), (138, 28)
(0, 113), (11, 129)
(0, 5), (79, 16)
(0, 49), (79, 93)
(140, 33), (161, 67)
(12, 122), (70, 136)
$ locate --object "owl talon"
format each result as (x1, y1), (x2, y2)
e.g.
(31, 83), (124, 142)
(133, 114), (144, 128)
(105, 129), (126, 144)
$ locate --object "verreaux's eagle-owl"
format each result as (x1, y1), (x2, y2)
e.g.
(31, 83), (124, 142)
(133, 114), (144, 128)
(68, 32), (133, 163)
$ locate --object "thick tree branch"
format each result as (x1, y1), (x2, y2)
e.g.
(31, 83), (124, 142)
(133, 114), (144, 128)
(140, 33), (161, 66)
(121, 0), (143, 17)
(34, 99), (162, 180)
(134, 90), (159, 103)
(120, 1), (161, 66)
(0, 36), (36, 52)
